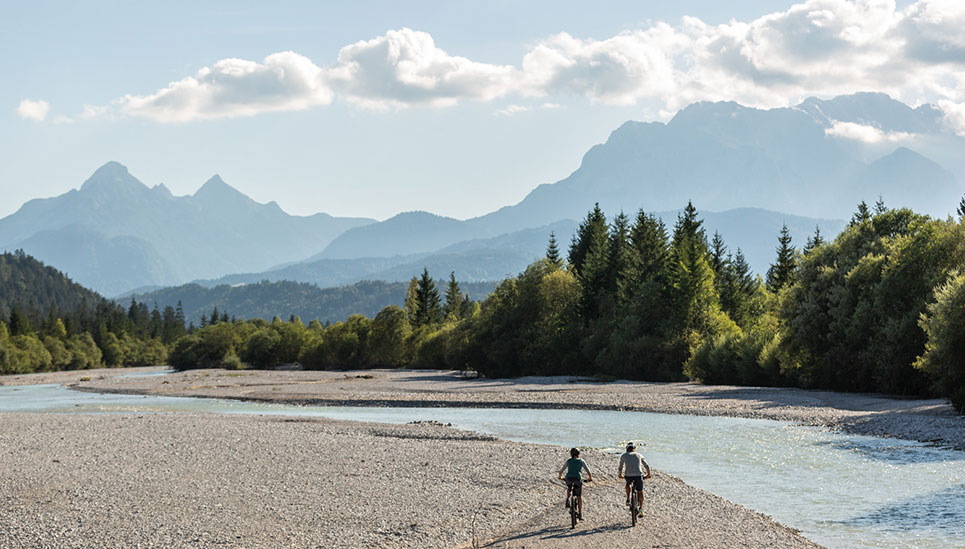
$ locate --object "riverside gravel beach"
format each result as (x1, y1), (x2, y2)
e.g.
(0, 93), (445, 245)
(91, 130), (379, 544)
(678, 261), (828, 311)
(2, 366), (963, 548)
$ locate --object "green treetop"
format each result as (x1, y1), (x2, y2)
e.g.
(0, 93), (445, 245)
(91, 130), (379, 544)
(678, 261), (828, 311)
(766, 224), (798, 292)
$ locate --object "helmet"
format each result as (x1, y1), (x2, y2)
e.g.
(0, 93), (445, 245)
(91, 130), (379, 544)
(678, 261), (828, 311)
(570, 447), (580, 457)
(626, 442), (636, 451)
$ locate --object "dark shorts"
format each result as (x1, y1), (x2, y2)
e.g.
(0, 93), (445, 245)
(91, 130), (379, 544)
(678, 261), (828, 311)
(625, 476), (643, 491)
(565, 477), (583, 497)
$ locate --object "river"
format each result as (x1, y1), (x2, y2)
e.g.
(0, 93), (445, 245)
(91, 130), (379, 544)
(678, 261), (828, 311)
(1, 381), (963, 548)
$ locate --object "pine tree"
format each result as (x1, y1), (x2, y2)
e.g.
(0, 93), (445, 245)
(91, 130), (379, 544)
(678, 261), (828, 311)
(577, 212), (612, 321)
(874, 196), (887, 215)
(175, 301), (186, 333)
(673, 201), (706, 249)
(210, 307), (219, 325)
(568, 204), (608, 277)
(850, 201), (871, 226)
(958, 195), (965, 221)
(804, 225), (824, 254)
(443, 271), (463, 320)
(414, 267), (442, 326)
(150, 305), (162, 338)
(766, 224), (798, 292)
(709, 232), (728, 276)
(623, 210), (671, 300)
(605, 211), (632, 294)
(546, 232), (562, 267)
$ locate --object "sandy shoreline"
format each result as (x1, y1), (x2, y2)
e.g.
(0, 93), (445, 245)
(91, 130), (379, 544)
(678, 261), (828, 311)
(14, 365), (961, 450)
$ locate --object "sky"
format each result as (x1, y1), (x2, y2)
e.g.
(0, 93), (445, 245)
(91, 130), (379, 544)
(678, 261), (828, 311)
(6, 0), (963, 221)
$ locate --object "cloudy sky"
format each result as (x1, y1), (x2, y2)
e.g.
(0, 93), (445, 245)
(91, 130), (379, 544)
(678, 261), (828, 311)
(6, 0), (963, 220)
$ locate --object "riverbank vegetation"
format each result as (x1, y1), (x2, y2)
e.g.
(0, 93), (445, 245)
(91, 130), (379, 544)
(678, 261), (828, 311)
(164, 200), (965, 412)
(5, 198), (965, 412)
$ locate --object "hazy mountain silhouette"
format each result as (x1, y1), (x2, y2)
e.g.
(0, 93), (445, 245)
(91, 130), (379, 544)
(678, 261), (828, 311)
(466, 93), (962, 233)
(0, 162), (374, 295)
(311, 93), (957, 268)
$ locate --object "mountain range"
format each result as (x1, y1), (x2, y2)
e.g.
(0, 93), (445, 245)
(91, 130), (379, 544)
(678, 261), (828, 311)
(2, 92), (961, 298)
(0, 162), (373, 295)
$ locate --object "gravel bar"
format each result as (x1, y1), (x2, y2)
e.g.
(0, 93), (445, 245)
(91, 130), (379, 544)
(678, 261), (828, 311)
(0, 412), (818, 548)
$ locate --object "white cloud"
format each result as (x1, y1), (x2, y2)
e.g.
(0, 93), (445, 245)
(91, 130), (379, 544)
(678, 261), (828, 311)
(328, 28), (518, 110)
(520, 25), (686, 105)
(71, 1), (965, 127)
(117, 51), (332, 122)
(16, 99), (49, 121)
(938, 100), (965, 136)
(493, 104), (530, 117)
(825, 120), (913, 142)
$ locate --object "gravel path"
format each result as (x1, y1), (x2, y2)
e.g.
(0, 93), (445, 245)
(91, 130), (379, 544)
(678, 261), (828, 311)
(28, 366), (964, 450)
(0, 412), (817, 548)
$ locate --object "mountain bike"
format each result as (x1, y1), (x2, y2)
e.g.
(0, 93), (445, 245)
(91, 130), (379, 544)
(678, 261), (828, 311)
(565, 477), (591, 529)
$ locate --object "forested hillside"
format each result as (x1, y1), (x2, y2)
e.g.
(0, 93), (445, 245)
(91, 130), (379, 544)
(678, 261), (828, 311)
(128, 279), (496, 324)
(0, 250), (102, 320)
(0, 250), (183, 374)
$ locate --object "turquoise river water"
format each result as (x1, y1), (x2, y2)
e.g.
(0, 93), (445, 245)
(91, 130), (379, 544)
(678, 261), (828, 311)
(1, 380), (963, 548)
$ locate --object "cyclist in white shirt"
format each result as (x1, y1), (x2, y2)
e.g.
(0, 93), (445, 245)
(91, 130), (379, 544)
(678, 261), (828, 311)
(618, 442), (651, 517)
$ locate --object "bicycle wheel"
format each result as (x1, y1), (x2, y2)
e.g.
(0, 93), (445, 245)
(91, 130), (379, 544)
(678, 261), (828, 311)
(571, 501), (578, 529)
(630, 492), (638, 527)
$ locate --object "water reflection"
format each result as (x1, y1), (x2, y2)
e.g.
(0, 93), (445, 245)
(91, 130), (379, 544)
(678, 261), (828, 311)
(814, 438), (962, 465)
(845, 483), (965, 532)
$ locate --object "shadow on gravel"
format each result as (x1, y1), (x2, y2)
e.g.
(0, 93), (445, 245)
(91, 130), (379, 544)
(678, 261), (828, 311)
(488, 522), (628, 545)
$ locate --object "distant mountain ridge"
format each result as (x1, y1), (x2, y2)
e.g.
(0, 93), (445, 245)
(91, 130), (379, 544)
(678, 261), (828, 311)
(0, 162), (375, 295)
(3, 93), (960, 298)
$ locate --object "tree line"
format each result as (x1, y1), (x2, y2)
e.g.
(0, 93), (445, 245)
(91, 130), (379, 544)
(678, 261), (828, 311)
(6, 200), (964, 413)
(0, 250), (190, 374)
(166, 200), (965, 412)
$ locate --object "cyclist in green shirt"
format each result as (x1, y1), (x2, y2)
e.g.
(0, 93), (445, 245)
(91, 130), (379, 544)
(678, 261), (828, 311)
(557, 447), (592, 520)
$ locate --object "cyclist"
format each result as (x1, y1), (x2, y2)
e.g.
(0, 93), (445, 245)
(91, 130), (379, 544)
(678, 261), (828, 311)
(618, 442), (651, 518)
(557, 447), (592, 520)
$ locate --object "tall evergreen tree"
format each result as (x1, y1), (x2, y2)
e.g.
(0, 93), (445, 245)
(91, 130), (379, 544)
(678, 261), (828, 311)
(958, 195), (965, 221)
(605, 212), (632, 294)
(414, 267), (442, 326)
(443, 271), (464, 320)
(577, 213), (612, 322)
(568, 203), (607, 277)
(670, 204), (718, 332)
(766, 224), (798, 292)
(546, 232), (563, 267)
(622, 210), (671, 300)
(673, 201), (706, 250)
(709, 231), (728, 276)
